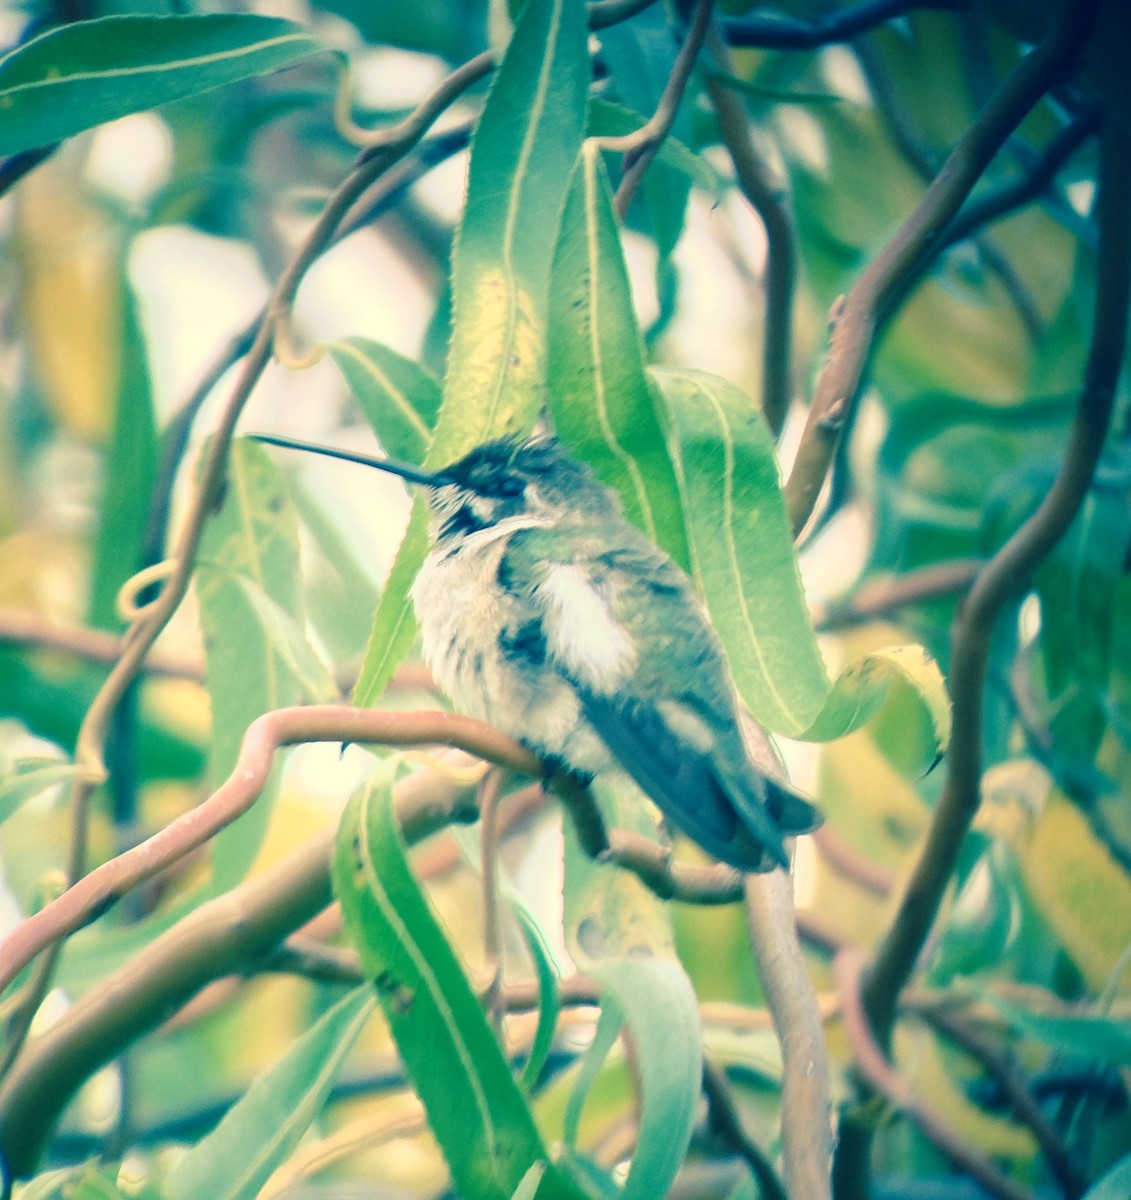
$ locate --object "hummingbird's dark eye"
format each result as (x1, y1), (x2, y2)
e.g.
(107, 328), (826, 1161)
(498, 475), (524, 498)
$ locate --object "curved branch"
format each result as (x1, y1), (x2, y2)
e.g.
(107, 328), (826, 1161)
(0, 707), (540, 998)
(784, 1), (1104, 534)
(862, 112), (1131, 1047)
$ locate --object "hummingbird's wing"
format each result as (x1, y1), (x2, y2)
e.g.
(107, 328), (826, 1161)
(504, 527), (820, 872)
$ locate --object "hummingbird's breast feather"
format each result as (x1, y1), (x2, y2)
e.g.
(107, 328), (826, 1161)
(410, 527), (614, 773)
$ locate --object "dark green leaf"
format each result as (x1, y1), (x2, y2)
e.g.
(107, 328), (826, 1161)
(0, 15), (329, 157)
(333, 762), (589, 1200)
(980, 993), (1131, 1069)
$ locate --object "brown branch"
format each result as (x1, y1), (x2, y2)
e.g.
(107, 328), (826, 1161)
(703, 27), (796, 437)
(0, 765), (479, 1179)
(784, 1), (1104, 534)
(745, 872), (833, 1199)
(0, 707), (540, 1000)
(861, 111), (1131, 1050)
(836, 950), (1033, 1200)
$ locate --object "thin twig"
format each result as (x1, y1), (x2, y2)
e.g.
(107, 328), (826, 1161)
(745, 873), (833, 1199)
(703, 25), (796, 436)
(784, 1), (1104, 535)
(721, 0), (969, 49)
(812, 559), (983, 632)
(702, 1058), (786, 1200)
(603, 0), (714, 219)
(0, 607), (203, 678)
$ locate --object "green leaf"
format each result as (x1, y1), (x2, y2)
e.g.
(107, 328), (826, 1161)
(164, 988), (375, 1200)
(0, 759), (90, 825)
(594, 959), (701, 1200)
(563, 994), (624, 1149)
(351, 498), (429, 707)
(430, 0), (588, 463)
(352, 0), (588, 706)
(587, 99), (720, 194)
(328, 337), (442, 465)
(333, 762), (589, 1200)
(196, 439), (306, 886)
(511, 1162), (548, 1200)
(562, 777), (701, 1199)
(233, 576), (339, 704)
(654, 366), (950, 759)
(547, 147), (690, 569)
(0, 14), (329, 157)
(88, 275), (157, 632)
(979, 993), (1131, 1069)
(514, 905), (562, 1093)
(1084, 1152), (1131, 1200)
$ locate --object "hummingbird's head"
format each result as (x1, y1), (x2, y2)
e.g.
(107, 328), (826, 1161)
(427, 435), (616, 542)
(247, 431), (616, 542)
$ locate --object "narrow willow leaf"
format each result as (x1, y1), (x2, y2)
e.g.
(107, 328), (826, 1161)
(594, 959), (701, 1200)
(510, 1162), (548, 1200)
(801, 644), (951, 762)
(88, 275), (157, 631)
(548, 147), (690, 569)
(165, 989), (375, 1200)
(328, 337), (441, 466)
(652, 365), (828, 733)
(562, 777), (701, 1199)
(0, 14), (328, 157)
(0, 760), (90, 825)
(353, 0), (588, 707)
(514, 906), (562, 1092)
(234, 576), (338, 704)
(351, 499), (429, 708)
(431, 0), (588, 463)
(563, 995), (624, 1149)
(979, 993), (1131, 1068)
(334, 763), (590, 1200)
(654, 366), (950, 760)
(196, 439), (305, 886)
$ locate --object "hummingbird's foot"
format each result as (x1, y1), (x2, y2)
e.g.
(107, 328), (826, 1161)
(536, 753), (594, 792)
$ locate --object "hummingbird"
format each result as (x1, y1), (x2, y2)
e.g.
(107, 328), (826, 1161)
(253, 432), (822, 871)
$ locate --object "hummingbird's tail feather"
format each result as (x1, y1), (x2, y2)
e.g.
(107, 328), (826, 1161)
(574, 687), (796, 872)
(763, 777), (823, 836)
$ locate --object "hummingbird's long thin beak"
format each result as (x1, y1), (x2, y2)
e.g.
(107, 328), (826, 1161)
(248, 433), (444, 488)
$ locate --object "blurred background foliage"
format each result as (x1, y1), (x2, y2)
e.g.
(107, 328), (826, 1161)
(0, 0), (1128, 1198)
